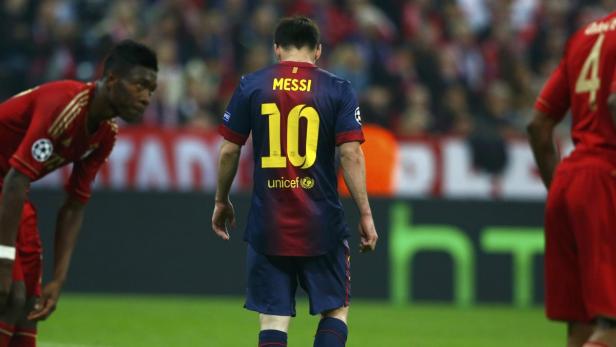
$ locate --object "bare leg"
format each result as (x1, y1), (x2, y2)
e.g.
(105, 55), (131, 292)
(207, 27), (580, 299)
(568, 321), (594, 347)
(259, 314), (291, 346)
(10, 296), (38, 347)
(583, 317), (616, 347)
(0, 282), (26, 347)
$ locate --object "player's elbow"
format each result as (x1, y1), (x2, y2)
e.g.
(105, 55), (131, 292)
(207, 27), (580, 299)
(219, 140), (241, 158)
(339, 142), (363, 166)
(526, 119), (538, 137)
(62, 195), (86, 212)
(526, 111), (554, 138)
(526, 114), (540, 136)
(340, 142), (364, 172)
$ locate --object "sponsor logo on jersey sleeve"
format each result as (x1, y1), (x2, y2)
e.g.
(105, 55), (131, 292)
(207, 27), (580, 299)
(223, 111), (231, 122)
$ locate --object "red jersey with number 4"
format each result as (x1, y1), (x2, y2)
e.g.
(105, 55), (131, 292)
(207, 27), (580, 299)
(0, 80), (117, 203)
(535, 11), (616, 167)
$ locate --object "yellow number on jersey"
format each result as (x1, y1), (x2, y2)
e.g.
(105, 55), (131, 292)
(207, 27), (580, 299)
(261, 103), (286, 168)
(575, 33), (605, 109)
(261, 103), (320, 169)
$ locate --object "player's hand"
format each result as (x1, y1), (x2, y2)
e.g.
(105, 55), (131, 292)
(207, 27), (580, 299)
(0, 259), (13, 310)
(358, 214), (378, 253)
(212, 199), (236, 240)
(27, 280), (62, 321)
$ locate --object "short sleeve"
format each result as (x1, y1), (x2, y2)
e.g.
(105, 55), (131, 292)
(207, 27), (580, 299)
(534, 60), (570, 121)
(8, 90), (71, 180)
(335, 81), (365, 145)
(218, 77), (251, 145)
(65, 124), (117, 204)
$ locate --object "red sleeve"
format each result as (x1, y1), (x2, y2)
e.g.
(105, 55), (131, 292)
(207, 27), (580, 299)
(335, 129), (365, 145)
(218, 124), (249, 145)
(65, 123), (117, 204)
(534, 61), (570, 121)
(8, 87), (87, 180)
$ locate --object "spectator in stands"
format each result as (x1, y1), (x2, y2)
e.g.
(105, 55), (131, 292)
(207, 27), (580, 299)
(396, 85), (432, 137)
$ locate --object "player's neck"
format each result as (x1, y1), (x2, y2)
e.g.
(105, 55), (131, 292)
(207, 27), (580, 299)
(279, 55), (316, 64)
(277, 48), (317, 65)
(86, 81), (115, 134)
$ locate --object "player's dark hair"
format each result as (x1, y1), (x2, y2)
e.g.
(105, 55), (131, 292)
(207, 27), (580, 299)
(274, 16), (320, 50)
(103, 40), (158, 75)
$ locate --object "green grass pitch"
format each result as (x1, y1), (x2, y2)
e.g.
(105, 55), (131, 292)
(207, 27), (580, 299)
(38, 294), (563, 347)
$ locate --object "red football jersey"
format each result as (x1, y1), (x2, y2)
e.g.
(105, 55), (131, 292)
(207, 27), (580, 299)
(536, 11), (616, 165)
(0, 80), (117, 203)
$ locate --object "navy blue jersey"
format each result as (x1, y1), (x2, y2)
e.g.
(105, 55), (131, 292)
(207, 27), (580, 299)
(219, 61), (364, 256)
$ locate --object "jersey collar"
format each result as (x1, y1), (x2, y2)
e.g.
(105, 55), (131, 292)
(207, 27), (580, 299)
(279, 61), (317, 68)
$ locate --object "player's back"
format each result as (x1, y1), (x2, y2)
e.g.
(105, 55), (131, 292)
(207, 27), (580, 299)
(561, 12), (616, 166)
(221, 61), (363, 256)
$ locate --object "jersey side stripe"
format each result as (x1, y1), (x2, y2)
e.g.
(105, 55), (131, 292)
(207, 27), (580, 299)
(48, 90), (89, 135)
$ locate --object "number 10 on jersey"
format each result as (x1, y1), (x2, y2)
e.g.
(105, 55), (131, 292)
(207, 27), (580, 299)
(261, 103), (320, 169)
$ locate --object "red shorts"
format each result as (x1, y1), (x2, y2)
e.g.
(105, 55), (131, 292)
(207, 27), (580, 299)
(545, 162), (616, 322)
(12, 201), (42, 298)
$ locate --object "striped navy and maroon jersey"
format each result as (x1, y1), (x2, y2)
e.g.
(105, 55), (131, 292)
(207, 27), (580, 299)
(219, 61), (364, 256)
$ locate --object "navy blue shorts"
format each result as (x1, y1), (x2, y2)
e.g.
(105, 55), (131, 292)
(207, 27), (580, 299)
(244, 239), (351, 316)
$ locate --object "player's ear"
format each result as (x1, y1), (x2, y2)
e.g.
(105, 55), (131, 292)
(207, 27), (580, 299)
(104, 71), (119, 90)
(274, 44), (283, 61)
(315, 44), (322, 62)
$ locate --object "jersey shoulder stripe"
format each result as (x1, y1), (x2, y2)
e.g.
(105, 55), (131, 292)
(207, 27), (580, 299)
(49, 89), (90, 138)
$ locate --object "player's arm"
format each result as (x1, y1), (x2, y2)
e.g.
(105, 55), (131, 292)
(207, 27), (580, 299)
(212, 79), (250, 240)
(51, 196), (85, 286)
(212, 140), (241, 240)
(29, 127), (116, 321)
(335, 80), (378, 252)
(527, 61), (569, 190)
(27, 196), (85, 321)
(51, 195), (85, 281)
(339, 141), (378, 252)
(527, 111), (560, 189)
(0, 169), (31, 305)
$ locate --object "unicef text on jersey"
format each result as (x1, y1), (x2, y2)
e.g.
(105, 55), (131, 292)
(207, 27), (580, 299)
(267, 176), (315, 189)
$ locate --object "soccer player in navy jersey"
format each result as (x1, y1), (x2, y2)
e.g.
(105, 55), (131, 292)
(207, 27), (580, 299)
(212, 16), (378, 347)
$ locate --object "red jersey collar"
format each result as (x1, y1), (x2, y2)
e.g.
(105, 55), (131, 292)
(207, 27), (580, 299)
(279, 61), (317, 68)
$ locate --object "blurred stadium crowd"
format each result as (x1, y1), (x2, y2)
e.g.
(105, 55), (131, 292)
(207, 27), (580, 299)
(0, 0), (611, 137)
